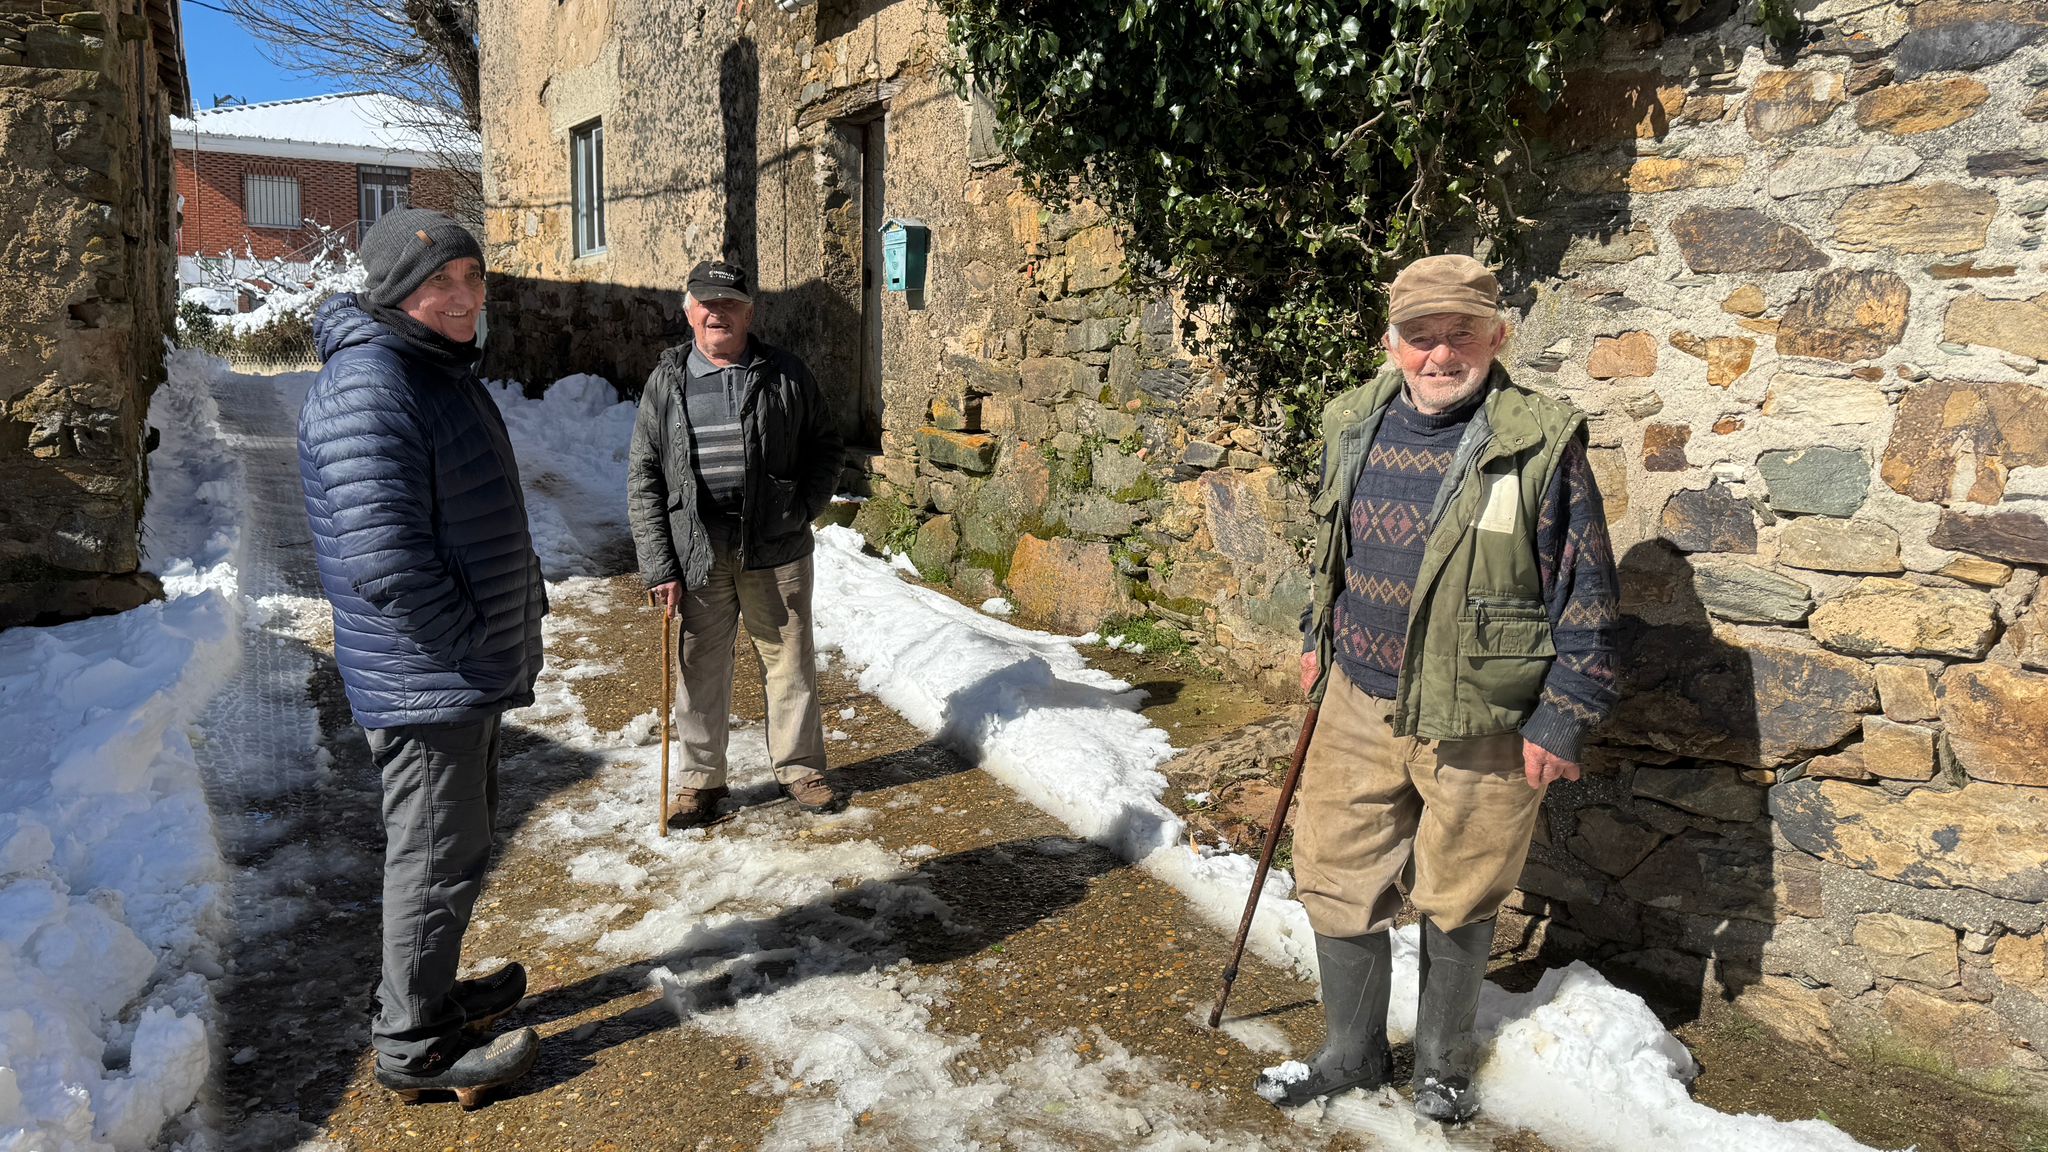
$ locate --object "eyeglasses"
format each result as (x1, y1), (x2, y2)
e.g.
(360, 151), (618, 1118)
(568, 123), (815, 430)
(1395, 328), (1491, 353)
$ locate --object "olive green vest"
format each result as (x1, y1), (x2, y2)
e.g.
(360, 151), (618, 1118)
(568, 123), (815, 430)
(1305, 362), (1587, 740)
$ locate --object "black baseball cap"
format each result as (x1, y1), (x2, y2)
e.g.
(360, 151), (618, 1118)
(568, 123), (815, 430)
(687, 259), (752, 303)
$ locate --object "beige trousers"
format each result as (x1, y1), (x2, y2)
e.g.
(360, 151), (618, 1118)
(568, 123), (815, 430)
(672, 546), (827, 790)
(1293, 667), (1546, 937)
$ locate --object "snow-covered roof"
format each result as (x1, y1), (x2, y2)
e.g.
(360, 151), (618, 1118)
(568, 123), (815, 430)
(170, 92), (477, 170)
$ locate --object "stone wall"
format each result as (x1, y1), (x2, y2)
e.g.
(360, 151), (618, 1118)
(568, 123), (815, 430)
(1495, 0), (2048, 1098)
(481, 0), (2048, 1088)
(480, 0), (1312, 693)
(1, 0), (185, 626)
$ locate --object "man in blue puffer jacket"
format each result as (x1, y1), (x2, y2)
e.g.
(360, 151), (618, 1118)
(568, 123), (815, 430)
(298, 208), (545, 1106)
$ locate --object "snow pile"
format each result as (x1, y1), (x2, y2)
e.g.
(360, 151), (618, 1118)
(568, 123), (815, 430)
(481, 375), (636, 577)
(811, 526), (1178, 865)
(0, 352), (240, 1151)
(1479, 962), (1878, 1152)
(171, 92), (472, 161)
(224, 255), (364, 337)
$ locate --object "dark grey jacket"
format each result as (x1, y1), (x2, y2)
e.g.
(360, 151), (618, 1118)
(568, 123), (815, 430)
(628, 337), (843, 587)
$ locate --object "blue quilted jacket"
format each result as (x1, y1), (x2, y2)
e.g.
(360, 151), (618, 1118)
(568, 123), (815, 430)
(298, 294), (547, 729)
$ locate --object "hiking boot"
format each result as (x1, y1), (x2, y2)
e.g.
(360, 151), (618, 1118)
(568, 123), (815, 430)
(453, 962), (526, 1033)
(783, 772), (845, 814)
(375, 1027), (541, 1109)
(667, 786), (729, 829)
(1411, 917), (1494, 1125)
(1254, 929), (1394, 1107)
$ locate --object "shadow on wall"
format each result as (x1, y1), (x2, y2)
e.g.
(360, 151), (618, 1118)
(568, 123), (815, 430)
(484, 275), (865, 435)
(1507, 539), (1773, 1028)
(720, 37), (759, 278)
(814, 0), (899, 43)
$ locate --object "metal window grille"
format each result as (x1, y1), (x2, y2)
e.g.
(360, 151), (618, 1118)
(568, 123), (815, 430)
(358, 165), (411, 228)
(244, 172), (301, 229)
(571, 120), (606, 256)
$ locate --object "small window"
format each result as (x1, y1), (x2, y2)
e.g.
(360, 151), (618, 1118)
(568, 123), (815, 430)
(571, 119), (606, 256)
(359, 165), (411, 230)
(244, 172), (301, 229)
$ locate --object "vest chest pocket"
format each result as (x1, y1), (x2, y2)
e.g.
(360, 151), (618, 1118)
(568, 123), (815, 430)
(1457, 596), (1554, 658)
(1308, 486), (1344, 570)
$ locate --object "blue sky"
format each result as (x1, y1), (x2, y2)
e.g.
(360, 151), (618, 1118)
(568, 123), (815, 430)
(181, 2), (332, 110)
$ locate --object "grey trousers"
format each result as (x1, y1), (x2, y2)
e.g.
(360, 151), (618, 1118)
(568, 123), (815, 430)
(365, 714), (502, 1071)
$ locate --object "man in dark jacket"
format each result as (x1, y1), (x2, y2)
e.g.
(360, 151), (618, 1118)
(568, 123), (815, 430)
(298, 208), (544, 1105)
(628, 259), (844, 827)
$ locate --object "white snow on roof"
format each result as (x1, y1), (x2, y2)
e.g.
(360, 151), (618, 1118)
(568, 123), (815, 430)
(170, 92), (475, 163)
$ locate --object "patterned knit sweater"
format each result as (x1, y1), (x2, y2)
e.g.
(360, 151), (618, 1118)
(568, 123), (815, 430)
(1323, 389), (1620, 761)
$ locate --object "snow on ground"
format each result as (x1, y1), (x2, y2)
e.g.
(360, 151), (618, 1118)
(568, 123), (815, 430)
(491, 378), (1894, 1151)
(481, 582), (1294, 1151)
(483, 376), (637, 578)
(0, 352), (242, 1151)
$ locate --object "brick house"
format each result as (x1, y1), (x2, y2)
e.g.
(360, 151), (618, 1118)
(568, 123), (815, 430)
(171, 92), (477, 271)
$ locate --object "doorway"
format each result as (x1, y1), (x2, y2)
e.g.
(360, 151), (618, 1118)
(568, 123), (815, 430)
(855, 116), (886, 448)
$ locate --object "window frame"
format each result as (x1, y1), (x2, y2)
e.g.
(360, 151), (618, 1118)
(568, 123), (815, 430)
(243, 171), (302, 230)
(571, 118), (606, 257)
(358, 164), (411, 228)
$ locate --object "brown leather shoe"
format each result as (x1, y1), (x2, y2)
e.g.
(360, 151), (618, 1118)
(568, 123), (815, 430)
(782, 773), (845, 814)
(667, 785), (729, 828)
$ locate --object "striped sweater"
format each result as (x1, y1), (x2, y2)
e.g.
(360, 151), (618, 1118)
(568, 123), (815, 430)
(1323, 389), (1620, 761)
(684, 347), (748, 517)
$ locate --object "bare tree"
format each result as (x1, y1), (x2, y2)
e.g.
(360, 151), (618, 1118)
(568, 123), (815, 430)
(222, 0), (483, 223)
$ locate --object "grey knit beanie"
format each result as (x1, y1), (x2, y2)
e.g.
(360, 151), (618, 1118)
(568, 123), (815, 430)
(360, 208), (485, 308)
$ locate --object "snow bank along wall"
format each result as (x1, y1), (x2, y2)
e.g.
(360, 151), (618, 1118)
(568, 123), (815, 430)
(480, 0), (2048, 1094)
(0, 0), (186, 627)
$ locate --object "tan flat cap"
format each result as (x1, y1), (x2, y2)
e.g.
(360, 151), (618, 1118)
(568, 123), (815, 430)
(1387, 254), (1501, 326)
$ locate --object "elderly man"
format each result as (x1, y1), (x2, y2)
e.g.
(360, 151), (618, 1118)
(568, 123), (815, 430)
(299, 208), (544, 1104)
(1257, 255), (1619, 1123)
(628, 259), (845, 827)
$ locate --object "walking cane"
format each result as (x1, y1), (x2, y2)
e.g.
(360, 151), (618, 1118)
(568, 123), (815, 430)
(1207, 704), (1320, 1028)
(649, 590), (672, 838)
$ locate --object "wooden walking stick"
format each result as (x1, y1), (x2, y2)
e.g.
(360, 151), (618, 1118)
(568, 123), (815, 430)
(650, 590), (673, 837)
(1207, 704), (1320, 1028)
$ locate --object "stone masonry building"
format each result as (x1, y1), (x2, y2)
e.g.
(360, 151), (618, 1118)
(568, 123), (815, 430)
(481, 0), (2048, 1094)
(1, 0), (189, 626)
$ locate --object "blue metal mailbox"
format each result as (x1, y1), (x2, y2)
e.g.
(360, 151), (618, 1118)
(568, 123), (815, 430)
(880, 217), (929, 294)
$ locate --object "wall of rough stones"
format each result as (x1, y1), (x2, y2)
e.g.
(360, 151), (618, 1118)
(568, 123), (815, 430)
(1493, 0), (2048, 1099)
(0, 0), (184, 626)
(481, 0), (2048, 1088)
(479, 0), (1313, 700)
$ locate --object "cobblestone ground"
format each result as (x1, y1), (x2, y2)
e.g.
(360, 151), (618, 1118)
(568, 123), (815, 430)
(191, 370), (1554, 1151)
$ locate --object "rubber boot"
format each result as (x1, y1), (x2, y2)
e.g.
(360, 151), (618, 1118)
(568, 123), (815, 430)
(1412, 917), (1494, 1124)
(453, 961), (526, 1033)
(375, 1026), (541, 1109)
(1254, 929), (1394, 1106)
